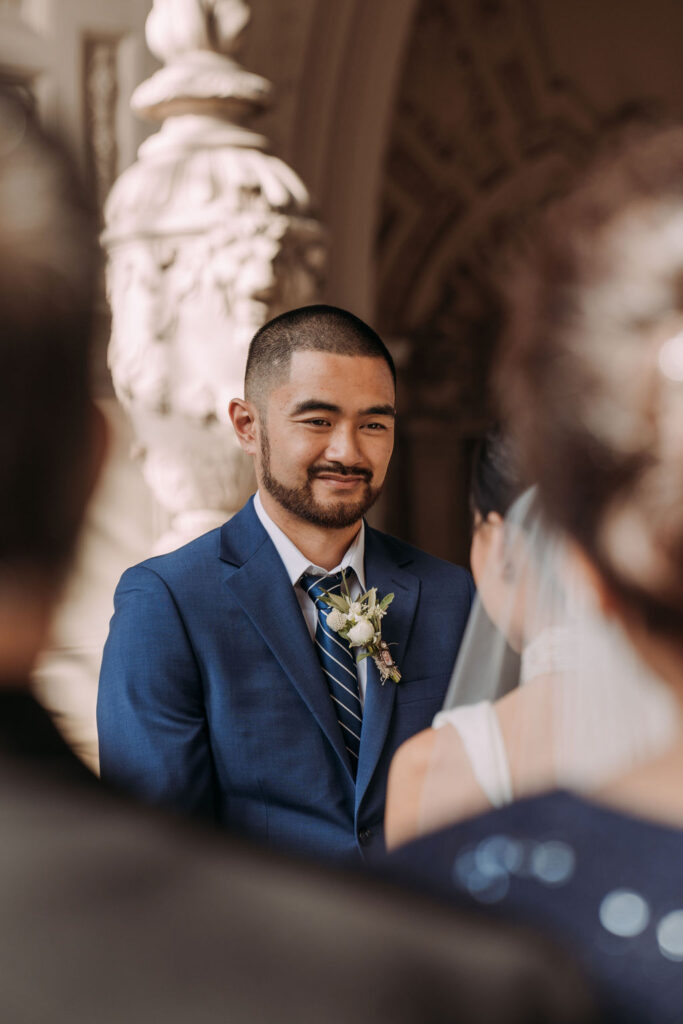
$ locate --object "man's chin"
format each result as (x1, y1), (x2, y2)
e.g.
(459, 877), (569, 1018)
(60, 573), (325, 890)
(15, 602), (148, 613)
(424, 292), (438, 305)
(310, 483), (377, 519)
(303, 498), (369, 529)
(260, 466), (380, 529)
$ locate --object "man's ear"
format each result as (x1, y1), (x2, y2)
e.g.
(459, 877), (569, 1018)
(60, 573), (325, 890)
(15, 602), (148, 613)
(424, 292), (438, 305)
(229, 398), (260, 455)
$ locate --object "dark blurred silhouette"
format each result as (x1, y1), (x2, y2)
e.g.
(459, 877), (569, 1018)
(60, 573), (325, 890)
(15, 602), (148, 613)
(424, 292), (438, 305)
(0, 90), (600, 1023)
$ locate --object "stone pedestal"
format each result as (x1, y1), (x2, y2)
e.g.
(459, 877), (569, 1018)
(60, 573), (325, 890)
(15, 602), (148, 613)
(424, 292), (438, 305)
(103, 0), (325, 553)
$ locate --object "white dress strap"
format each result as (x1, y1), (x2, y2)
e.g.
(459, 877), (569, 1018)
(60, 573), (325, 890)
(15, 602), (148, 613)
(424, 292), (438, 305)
(432, 703), (513, 808)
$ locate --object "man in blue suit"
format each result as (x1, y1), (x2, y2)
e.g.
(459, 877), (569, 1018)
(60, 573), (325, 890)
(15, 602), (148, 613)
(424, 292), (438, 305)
(98, 305), (474, 862)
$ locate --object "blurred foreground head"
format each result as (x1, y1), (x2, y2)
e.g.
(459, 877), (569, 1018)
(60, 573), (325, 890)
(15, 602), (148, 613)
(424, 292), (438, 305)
(0, 90), (99, 596)
(499, 126), (683, 650)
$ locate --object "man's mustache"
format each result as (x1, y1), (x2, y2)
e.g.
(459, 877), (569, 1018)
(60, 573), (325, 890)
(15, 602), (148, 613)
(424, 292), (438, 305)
(308, 463), (373, 482)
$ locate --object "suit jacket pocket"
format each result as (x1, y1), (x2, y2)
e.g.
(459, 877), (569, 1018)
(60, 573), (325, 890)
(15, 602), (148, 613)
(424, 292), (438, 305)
(394, 674), (449, 706)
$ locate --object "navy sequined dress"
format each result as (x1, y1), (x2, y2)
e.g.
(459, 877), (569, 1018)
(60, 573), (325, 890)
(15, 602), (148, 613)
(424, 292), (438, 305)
(388, 790), (683, 1023)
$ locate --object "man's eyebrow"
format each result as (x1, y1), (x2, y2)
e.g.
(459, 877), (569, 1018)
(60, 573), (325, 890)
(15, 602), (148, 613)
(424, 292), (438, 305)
(289, 400), (397, 417)
(290, 400), (341, 415)
(360, 404), (396, 418)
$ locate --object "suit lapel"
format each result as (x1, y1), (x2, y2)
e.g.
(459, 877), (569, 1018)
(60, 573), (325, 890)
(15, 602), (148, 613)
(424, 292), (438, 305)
(355, 526), (420, 812)
(220, 502), (354, 779)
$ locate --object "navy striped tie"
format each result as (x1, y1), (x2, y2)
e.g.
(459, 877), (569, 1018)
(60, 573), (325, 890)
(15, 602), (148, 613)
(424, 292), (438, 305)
(300, 571), (363, 776)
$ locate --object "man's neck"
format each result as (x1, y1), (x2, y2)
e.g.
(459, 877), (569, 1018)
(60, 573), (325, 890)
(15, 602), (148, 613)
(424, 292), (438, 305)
(258, 490), (362, 570)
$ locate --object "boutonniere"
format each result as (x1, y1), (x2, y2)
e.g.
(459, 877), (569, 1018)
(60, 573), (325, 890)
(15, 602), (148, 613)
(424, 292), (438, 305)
(319, 571), (401, 684)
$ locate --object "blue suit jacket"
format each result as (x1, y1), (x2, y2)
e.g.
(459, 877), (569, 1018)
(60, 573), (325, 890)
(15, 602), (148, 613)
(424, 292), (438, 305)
(97, 498), (474, 862)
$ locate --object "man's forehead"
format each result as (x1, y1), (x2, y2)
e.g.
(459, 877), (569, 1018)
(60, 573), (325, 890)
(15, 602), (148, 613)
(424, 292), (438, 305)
(276, 352), (395, 404)
(288, 348), (390, 372)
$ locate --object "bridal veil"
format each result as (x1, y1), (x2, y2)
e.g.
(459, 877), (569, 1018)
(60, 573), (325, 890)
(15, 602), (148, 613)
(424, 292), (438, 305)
(418, 487), (679, 837)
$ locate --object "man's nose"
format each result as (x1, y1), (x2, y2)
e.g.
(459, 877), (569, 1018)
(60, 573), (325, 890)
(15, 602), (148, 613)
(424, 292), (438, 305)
(324, 423), (363, 465)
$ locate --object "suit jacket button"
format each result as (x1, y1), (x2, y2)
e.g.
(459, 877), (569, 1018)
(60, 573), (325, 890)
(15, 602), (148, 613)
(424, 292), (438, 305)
(358, 828), (372, 845)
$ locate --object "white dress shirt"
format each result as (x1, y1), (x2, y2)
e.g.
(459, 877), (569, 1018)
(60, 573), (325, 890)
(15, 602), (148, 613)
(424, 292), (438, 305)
(253, 491), (368, 704)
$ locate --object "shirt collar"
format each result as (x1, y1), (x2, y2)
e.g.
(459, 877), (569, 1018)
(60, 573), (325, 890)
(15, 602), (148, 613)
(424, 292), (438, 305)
(254, 490), (366, 590)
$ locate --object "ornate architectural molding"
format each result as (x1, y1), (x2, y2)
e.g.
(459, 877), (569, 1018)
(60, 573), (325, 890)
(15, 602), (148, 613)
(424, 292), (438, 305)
(377, 0), (608, 433)
(102, 0), (325, 553)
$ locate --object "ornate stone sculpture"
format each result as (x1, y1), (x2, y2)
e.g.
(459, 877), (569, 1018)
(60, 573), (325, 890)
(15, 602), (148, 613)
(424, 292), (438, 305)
(103, 0), (325, 552)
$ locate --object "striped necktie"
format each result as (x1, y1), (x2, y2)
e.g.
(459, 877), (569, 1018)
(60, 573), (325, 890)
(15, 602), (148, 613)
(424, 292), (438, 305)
(300, 571), (363, 776)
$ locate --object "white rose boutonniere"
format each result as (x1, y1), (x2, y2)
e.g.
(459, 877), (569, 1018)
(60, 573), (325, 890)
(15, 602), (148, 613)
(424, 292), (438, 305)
(348, 619), (374, 645)
(319, 570), (401, 684)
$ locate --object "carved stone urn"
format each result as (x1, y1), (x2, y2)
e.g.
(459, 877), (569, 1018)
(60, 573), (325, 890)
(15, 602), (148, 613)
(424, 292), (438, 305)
(102, 0), (325, 552)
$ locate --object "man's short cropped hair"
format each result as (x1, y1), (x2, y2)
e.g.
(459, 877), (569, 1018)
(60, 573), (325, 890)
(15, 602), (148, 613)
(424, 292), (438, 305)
(0, 89), (96, 579)
(244, 304), (396, 405)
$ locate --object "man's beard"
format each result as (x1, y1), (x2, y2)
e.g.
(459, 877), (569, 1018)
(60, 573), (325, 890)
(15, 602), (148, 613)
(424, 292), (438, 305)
(260, 430), (382, 529)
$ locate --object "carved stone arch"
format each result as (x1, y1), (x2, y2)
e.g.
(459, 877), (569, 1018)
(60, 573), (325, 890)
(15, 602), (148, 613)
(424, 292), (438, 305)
(286, 0), (419, 319)
(374, 0), (683, 562)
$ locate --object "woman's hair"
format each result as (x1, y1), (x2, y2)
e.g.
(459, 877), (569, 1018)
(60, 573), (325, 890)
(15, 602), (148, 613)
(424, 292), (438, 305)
(469, 429), (524, 521)
(498, 125), (683, 643)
